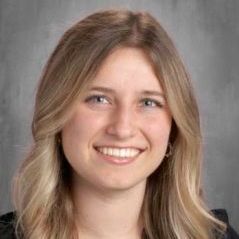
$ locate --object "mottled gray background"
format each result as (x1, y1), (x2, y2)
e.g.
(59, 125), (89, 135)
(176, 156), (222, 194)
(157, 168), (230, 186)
(0, 0), (238, 231)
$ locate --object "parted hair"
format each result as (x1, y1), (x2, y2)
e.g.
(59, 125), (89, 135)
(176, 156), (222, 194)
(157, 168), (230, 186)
(13, 9), (226, 239)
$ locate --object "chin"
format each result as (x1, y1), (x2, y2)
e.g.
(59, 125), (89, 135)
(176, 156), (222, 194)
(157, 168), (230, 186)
(93, 174), (147, 192)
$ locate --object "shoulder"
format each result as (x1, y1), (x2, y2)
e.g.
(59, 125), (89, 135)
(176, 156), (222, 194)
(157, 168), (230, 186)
(0, 209), (238, 239)
(212, 209), (239, 239)
(0, 211), (17, 239)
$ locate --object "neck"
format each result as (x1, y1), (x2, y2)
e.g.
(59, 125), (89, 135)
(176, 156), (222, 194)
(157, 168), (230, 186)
(72, 176), (146, 239)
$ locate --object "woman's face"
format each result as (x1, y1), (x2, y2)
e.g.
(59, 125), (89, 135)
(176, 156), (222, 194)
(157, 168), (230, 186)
(62, 47), (172, 192)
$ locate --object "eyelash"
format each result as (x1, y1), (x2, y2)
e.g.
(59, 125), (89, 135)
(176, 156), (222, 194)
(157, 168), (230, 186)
(85, 94), (163, 108)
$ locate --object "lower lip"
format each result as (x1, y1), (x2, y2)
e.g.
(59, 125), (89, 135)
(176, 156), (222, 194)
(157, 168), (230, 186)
(94, 148), (142, 165)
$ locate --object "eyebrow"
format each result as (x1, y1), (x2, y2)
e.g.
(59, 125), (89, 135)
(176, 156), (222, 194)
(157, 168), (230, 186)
(88, 86), (165, 98)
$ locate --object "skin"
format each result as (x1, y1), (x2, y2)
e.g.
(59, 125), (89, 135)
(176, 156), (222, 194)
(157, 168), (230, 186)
(61, 47), (172, 239)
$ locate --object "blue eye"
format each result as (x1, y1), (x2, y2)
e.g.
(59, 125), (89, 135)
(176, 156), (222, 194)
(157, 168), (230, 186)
(85, 95), (163, 108)
(85, 95), (109, 104)
(141, 98), (163, 108)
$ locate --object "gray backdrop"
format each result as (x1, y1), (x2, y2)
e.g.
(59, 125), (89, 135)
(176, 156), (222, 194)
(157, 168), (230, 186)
(0, 0), (238, 231)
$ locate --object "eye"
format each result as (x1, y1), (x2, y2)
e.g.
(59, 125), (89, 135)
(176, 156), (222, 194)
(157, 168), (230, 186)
(141, 98), (163, 108)
(85, 94), (110, 104)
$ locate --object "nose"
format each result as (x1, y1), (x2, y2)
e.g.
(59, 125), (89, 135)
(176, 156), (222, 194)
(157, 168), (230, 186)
(106, 105), (137, 139)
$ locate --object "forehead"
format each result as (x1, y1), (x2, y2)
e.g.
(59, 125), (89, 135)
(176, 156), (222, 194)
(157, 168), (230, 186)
(90, 47), (162, 91)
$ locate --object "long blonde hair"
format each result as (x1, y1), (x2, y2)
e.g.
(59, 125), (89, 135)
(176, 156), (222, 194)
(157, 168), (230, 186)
(13, 9), (226, 239)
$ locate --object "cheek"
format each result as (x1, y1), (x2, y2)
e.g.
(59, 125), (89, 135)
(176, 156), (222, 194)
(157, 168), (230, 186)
(142, 115), (172, 173)
(61, 110), (107, 148)
(61, 113), (97, 174)
(144, 114), (172, 145)
(62, 115), (87, 144)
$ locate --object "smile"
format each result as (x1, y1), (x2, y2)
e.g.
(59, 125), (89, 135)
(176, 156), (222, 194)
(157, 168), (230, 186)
(95, 147), (141, 158)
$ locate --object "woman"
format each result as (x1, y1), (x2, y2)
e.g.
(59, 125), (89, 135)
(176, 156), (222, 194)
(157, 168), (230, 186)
(0, 9), (238, 239)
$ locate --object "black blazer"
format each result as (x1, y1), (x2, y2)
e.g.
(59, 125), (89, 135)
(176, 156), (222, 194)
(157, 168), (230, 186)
(0, 209), (238, 238)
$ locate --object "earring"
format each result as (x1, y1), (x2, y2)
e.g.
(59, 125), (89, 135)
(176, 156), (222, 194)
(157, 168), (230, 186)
(165, 142), (173, 158)
(57, 134), (61, 145)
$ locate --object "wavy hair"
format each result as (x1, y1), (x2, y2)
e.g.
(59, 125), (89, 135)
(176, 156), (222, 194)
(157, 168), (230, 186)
(13, 9), (226, 239)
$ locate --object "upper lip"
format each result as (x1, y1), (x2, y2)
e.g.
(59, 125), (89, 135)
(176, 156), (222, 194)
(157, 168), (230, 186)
(94, 145), (146, 151)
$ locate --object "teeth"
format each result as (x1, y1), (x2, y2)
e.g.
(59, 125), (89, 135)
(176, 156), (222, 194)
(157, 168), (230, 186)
(96, 147), (140, 158)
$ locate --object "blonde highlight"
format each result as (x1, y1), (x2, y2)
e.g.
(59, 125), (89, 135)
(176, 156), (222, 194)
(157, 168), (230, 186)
(13, 9), (226, 239)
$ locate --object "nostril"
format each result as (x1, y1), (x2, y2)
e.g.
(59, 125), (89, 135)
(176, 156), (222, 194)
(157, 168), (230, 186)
(105, 124), (137, 139)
